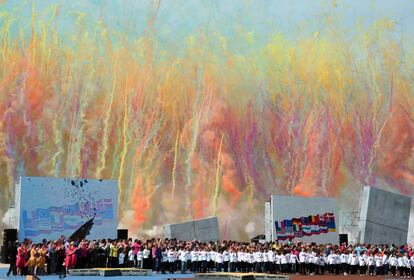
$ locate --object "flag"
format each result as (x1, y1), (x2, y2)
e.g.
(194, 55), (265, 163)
(275, 221), (281, 231)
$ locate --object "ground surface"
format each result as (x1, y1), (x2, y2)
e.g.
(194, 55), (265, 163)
(0, 266), (403, 280)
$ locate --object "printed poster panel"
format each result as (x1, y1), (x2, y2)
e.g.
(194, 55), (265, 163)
(18, 176), (118, 242)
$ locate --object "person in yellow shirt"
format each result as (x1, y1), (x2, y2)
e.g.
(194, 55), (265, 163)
(36, 244), (48, 275)
(273, 243), (281, 251)
(109, 241), (119, 268)
(27, 244), (39, 276)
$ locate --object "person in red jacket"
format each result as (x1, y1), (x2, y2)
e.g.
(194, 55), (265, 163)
(65, 242), (78, 274)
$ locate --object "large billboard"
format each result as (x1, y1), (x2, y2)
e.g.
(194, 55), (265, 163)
(267, 195), (339, 244)
(17, 176), (118, 242)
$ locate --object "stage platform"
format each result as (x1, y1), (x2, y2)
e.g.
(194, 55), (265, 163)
(194, 273), (394, 280)
(196, 273), (288, 280)
(0, 268), (397, 280)
(69, 267), (152, 276)
(290, 276), (386, 280)
(0, 267), (193, 279)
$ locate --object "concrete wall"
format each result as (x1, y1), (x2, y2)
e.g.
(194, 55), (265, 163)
(264, 201), (271, 242)
(359, 186), (411, 245)
(163, 220), (195, 241)
(163, 216), (219, 242)
(269, 195), (339, 244)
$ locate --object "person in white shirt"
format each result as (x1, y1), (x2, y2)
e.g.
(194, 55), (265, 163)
(262, 249), (269, 273)
(190, 249), (198, 273)
(280, 251), (289, 274)
(403, 253), (411, 277)
(242, 249), (247, 271)
(327, 252), (336, 274)
(248, 251), (254, 273)
(179, 248), (189, 274)
(255, 250), (263, 273)
(347, 251), (352, 274)
(200, 249), (208, 273)
(388, 254), (398, 276)
(382, 253), (389, 276)
(275, 251), (281, 274)
(349, 252), (358, 275)
(223, 250), (230, 272)
(410, 255), (414, 278)
(186, 247), (192, 272)
(136, 249), (144, 269)
(237, 250), (244, 273)
(367, 253), (375, 275)
(128, 249), (135, 268)
(307, 251), (315, 275)
(161, 248), (168, 274)
(252, 251), (258, 272)
(215, 251), (224, 272)
(397, 253), (405, 277)
(358, 252), (367, 275)
(298, 248), (307, 275)
(313, 250), (319, 275)
(289, 251), (298, 274)
(335, 251), (342, 275)
(340, 251), (348, 275)
(374, 252), (383, 275)
(167, 248), (176, 273)
(142, 246), (150, 269)
(318, 253), (326, 275)
(267, 249), (275, 274)
(241, 250), (248, 273)
(229, 249), (237, 272)
(312, 253), (320, 275)
(207, 250), (214, 272)
(118, 251), (125, 267)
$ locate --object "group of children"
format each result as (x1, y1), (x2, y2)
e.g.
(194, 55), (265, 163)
(143, 241), (414, 277)
(7, 238), (414, 278)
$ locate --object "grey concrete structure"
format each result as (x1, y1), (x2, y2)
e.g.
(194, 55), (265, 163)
(163, 216), (219, 242)
(264, 201), (271, 242)
(266, 195), (339, 244)
(359, 186), (411, 245)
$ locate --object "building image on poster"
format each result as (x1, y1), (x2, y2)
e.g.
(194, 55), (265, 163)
(17, 176), (118, 242)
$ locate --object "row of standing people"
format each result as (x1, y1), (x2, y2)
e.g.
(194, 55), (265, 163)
(6, 238), (414, 278)
(131, 247), (414, 277)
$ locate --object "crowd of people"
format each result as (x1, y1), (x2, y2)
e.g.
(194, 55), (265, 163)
(4, 237), (414, 278)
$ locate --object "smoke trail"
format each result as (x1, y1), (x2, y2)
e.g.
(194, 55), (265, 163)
(118, 76), (131, 219)
(212, 134), (224, 216)
(50, 120), (61, 177)
(171, 129), (180, 198)
(184, 70), (204, 211)
(96, 69), (116, 179)
(110, 116), (123, 179)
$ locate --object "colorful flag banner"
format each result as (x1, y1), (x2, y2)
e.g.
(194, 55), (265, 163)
(275, 212), (336, 241)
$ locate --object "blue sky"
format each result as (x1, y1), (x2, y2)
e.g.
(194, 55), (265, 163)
(2, 0), (413, 45)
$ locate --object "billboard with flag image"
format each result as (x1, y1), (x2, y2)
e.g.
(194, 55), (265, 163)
(268, 195), (339, 244)
(275, 212), (336, 241)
